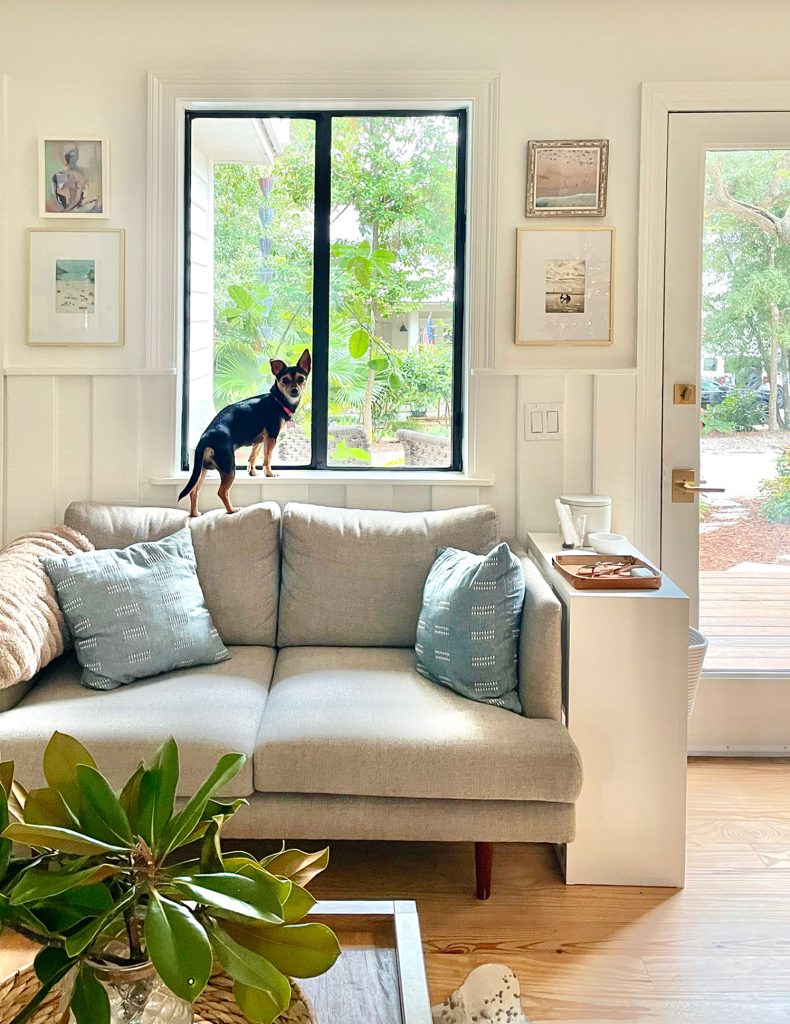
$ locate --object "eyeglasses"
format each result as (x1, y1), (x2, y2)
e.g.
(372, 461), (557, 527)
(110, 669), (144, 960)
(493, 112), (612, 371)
(576, 557), (638, 579)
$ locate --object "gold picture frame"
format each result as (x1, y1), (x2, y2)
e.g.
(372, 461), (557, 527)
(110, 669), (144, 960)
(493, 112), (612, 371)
(526, 139), (609, 217)
(515, 225), (614, 346)
(27, 228), (125, 347)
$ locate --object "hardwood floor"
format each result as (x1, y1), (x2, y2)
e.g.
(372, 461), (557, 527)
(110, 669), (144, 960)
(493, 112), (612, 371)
(312, 758), (790, 1022)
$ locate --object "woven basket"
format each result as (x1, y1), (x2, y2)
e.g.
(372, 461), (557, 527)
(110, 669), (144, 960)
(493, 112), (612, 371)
(688, 626), (708, 716)
(0, 959), (316, 1024)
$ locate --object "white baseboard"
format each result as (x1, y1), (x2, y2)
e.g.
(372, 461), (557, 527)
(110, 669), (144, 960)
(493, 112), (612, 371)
(688, 744), (790, 757)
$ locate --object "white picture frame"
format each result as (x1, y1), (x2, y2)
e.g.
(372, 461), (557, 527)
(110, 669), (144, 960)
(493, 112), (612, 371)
(27, 229), (125, 347)
(39, 137), (110, 218)
(515, 226), (614, 346)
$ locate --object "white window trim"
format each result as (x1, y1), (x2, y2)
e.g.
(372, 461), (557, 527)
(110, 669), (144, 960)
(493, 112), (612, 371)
(147, 70), (500, 475)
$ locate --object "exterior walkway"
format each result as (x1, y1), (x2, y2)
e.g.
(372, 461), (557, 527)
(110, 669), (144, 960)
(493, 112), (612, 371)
(700, 567), (790, 674)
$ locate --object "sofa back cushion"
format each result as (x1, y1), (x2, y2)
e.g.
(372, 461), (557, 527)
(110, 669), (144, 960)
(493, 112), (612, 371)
(277, 502), (500, 647)
(64, 502), (280, 646)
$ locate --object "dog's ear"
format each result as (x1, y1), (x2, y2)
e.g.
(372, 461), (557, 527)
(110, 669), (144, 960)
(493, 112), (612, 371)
(270, 358), (286, 378)
(297, 349), (311, 375)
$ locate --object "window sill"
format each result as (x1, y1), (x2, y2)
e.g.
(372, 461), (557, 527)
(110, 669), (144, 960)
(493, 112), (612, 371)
(150, 471), (494, 487)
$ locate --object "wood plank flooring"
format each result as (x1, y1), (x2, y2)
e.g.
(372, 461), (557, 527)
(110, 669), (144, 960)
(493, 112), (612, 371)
(700, 569), (790, 674)
(311, 758), (790, 1022)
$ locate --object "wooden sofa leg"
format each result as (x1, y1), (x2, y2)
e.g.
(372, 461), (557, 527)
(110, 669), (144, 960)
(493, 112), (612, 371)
(475, 842), (493, 900)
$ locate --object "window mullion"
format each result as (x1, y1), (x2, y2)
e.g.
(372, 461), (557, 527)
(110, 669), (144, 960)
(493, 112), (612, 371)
(311, 114), (332, 469)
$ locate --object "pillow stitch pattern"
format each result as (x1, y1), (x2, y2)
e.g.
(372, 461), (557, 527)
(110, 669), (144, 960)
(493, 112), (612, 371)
(42, 528), (228, 691)
(415, 542), (525, 713)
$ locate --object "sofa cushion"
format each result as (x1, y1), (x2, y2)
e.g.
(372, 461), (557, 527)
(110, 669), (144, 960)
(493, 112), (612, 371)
(0, 646), (276, 798)
(277, 503), (500, 647)
(64, 502), (281, 646)
(254, 647), (582, 803)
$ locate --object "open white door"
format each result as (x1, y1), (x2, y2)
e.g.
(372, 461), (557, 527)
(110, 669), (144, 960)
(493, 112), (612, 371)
(663, 111), (790, 750)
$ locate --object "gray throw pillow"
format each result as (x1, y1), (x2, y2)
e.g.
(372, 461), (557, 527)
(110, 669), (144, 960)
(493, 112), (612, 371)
(415, 543), (525, 713)
(41, 529), (228, 690)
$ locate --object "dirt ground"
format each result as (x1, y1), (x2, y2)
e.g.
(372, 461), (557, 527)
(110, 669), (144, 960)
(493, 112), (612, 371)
(700, 497), (790, 570)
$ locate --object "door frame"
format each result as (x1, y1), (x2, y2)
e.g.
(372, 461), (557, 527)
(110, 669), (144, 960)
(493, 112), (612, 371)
(636, 80), (790, 562)
(636, 83), (790, 755)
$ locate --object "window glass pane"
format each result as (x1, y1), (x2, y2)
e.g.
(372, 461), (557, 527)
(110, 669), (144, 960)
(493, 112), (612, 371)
(327, 115), (459, 467)
(189, 117), (315, 467)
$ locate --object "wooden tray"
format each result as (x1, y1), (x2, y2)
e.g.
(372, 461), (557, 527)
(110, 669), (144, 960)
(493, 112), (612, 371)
(552, 554), (662, 590)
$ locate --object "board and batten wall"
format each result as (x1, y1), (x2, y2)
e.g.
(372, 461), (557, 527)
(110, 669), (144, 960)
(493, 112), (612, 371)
(2, 0), (785, 546)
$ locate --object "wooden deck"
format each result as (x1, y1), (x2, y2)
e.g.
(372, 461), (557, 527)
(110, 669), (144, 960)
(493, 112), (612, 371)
(700, 568), (790, 674)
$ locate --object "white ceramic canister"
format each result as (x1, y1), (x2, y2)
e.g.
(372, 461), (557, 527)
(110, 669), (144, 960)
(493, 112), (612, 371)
(559, 495), (612, 541)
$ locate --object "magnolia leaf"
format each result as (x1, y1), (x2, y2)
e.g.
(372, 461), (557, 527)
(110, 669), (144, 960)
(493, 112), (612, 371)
(236, 862), (291, 906)
(137, 737), (179, 846)
(23, 788), (74, 829)
(223, 919), (340, 979)
(260, 847), (329, 886)
(65, 888), (136, 958)
(75, 765), (133, 847)
(71, 964), (110, 1024)
(145, 891), (212, 1002)
(33, 946), (71, 985)
(2, 823), (126, 857)
(34, 883), (113, 933)
(0, 784), (9, 882)
(170, 872), (283, 925)
(208, 925), (290, 997)
(233, 978), (292, 1024)
(42, 733), (96, 814)
(199, 820), (224, 874)
(160, 753), (245, 856)
(10, 864), (113, 906)
(348, 329), (370, 359)
(280, 882), (316, 924)
(118, 763), (145, 832)
(0, 760), (14, 796)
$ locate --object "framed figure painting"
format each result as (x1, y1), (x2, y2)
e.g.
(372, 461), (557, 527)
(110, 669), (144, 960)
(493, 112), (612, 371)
(526, 140), (608, 217)
(39, 138), (109, 217)
(27, 229), (124, 346)
(515, 226), (614, 346)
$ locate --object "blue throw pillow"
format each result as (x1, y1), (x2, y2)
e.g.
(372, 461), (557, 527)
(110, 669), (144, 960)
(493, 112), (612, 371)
(415, 542), (525, 713)
(41, 529), (229, 690)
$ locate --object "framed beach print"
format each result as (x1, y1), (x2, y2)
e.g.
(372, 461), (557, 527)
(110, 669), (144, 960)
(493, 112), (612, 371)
(515, 226), (614, 346)
(526, 140), (608, 217)
(27, 229), (124, 346)
(39, 138), (109, 217)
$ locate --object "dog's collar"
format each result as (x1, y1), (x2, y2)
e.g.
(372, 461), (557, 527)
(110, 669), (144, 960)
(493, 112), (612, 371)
(272, 393), (296, 419)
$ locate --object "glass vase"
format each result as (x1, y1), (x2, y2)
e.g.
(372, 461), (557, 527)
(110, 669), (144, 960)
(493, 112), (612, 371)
(86, 960), (193, 1024)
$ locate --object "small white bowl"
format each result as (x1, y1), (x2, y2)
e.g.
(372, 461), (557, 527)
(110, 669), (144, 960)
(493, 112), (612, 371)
(588, 532), (628, 555)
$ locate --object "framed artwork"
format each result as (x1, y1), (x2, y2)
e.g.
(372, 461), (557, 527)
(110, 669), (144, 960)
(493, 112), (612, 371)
(515, 226), (614, 346)
(39, 138), (109, 217)
(27, 229), (124, 346)
(526, 139), (608, 217)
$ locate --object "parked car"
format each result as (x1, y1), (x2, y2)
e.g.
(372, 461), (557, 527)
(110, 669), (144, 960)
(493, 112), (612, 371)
(700, 378), (725, 407)
(757, 381), (785, 411)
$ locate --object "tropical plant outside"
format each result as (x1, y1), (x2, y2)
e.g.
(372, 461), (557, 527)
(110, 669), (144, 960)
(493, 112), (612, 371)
(205, 114), (460, 467)
(0, 732), (339, 1024)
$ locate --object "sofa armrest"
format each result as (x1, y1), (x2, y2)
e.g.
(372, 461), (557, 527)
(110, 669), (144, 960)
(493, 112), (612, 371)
(515, 550), (563, 720)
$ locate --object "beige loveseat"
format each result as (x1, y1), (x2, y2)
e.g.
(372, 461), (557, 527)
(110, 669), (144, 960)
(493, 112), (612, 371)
(0, 500), (582, 897)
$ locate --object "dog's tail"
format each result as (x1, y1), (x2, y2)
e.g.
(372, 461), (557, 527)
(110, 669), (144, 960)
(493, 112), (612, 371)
(178, 442), (211, 501)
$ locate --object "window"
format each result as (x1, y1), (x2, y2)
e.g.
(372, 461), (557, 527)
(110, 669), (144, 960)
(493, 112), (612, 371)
(183, 111), (466, 471)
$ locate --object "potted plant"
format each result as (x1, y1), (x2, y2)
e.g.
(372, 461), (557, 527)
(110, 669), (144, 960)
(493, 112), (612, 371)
(0, 732), (340, 1024)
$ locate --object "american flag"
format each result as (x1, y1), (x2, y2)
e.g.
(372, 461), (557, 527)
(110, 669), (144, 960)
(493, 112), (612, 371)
(420, 314), (435, 345)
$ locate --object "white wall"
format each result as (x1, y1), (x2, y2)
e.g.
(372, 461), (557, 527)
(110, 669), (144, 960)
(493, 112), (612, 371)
(2, 0), (788, 542)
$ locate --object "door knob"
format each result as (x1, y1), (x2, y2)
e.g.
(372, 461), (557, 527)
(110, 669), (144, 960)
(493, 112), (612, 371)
(672, 468), (725, 503)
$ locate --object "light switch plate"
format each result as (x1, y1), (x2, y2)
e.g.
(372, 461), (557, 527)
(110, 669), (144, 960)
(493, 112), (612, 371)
(524, 402), (563, 441)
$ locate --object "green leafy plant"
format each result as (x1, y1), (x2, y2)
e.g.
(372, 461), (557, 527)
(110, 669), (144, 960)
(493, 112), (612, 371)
(701, 391), (764, 434)
(761, 447), (790, 522)
(0, 733), (339, 1024)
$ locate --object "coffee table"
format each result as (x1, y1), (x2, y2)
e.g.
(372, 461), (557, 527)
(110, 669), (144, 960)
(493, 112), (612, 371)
(0, 900), (432, 1024)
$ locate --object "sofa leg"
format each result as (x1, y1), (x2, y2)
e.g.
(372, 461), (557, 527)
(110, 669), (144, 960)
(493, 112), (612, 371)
(475, 841), (493, 900)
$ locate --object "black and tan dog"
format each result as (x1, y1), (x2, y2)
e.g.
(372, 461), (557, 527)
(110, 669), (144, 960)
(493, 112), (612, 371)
(179, 349), (311, 516)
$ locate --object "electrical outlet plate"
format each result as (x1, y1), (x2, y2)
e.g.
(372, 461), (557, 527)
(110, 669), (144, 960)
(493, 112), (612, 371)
(524, 402), (563, 441)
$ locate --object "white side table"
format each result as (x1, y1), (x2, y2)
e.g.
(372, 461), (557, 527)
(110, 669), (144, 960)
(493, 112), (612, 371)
(525, 533), (689, 887)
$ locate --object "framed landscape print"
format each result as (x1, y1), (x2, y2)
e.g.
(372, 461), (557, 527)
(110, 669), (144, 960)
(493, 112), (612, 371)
(27, 229), (124, 346)
(515, 226), (614, 346)
(526, 140), (608, 217)
(39, 138), (109, 217)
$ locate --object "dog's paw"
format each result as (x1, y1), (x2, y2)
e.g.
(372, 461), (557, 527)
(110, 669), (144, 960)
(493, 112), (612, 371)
(264, 470), (278, 478)
(248, 467), (258, 477)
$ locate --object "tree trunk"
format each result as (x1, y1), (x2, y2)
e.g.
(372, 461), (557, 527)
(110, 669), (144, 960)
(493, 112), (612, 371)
(782, 346), (790, 430)
(768, 243), (779, 430)
(362, 367), (375, 440)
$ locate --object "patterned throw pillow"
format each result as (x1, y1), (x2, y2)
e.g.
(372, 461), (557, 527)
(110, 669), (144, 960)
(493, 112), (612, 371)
(415, 543), (525, 713)
(42, 529), (229, 690)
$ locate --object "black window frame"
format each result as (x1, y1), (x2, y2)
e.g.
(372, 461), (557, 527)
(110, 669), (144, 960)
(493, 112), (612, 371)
(182, 108), (467, 473)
